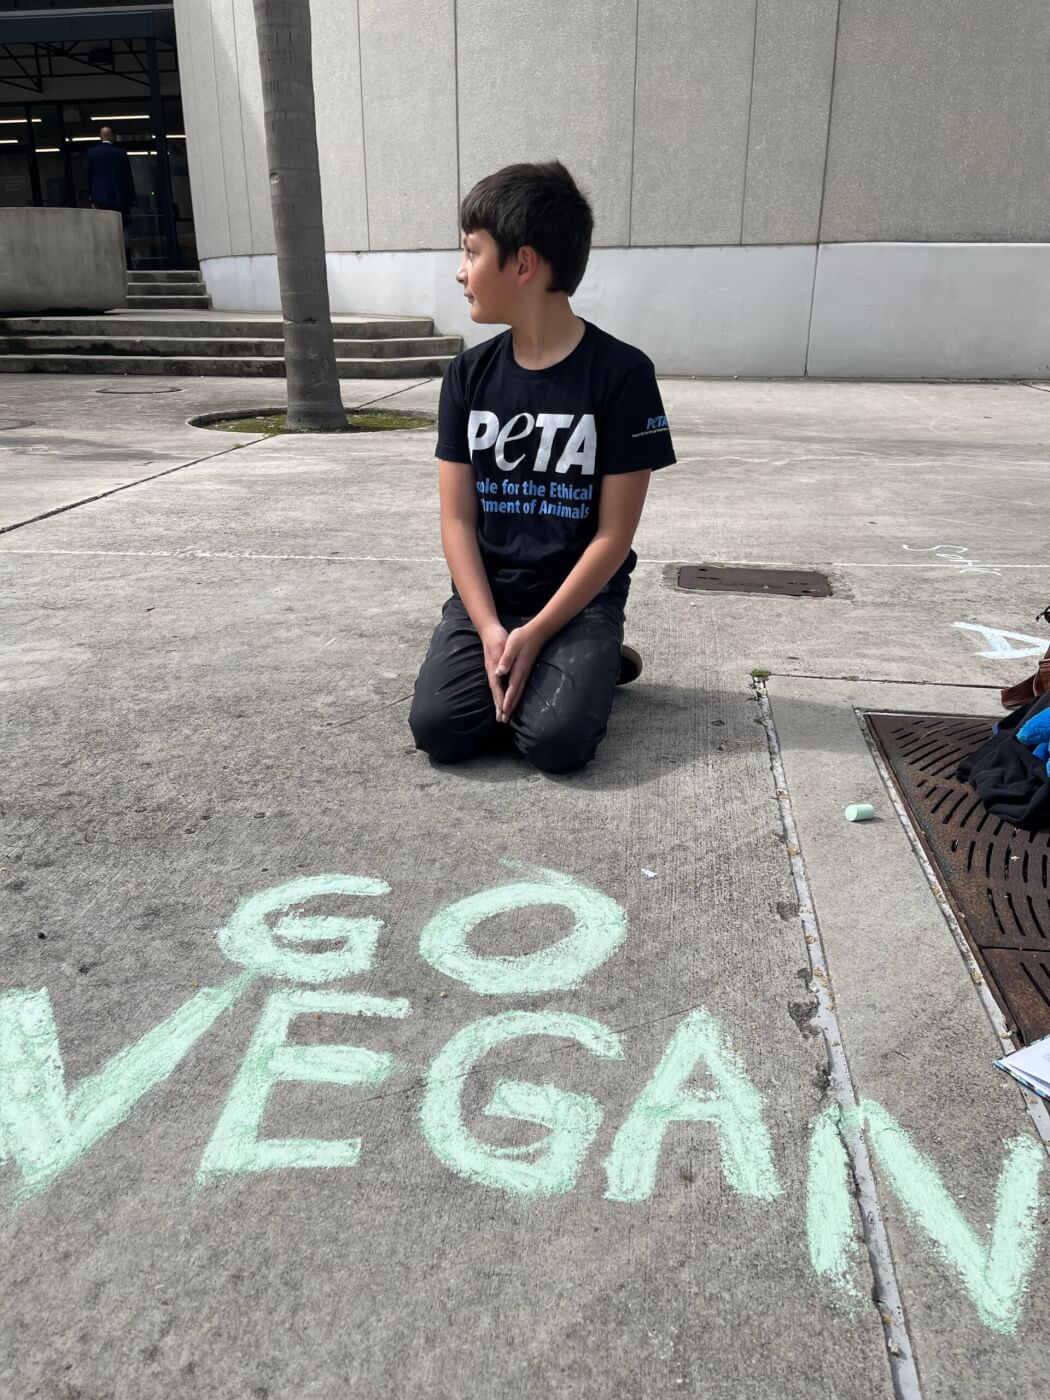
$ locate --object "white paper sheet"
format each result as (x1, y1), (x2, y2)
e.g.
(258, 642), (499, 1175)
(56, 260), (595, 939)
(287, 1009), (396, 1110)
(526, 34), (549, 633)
(996, 1033), (1050, 1100)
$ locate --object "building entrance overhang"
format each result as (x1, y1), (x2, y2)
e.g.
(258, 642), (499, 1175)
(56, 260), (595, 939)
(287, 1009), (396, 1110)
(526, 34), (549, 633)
(0, 7), (176, 48)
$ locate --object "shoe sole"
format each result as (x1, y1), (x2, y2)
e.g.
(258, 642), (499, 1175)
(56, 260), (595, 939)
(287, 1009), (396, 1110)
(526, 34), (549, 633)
(617, 645), (643, 686)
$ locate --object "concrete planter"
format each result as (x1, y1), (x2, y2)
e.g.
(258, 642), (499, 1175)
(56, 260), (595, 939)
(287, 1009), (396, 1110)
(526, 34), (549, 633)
(0, 208), (125, 315)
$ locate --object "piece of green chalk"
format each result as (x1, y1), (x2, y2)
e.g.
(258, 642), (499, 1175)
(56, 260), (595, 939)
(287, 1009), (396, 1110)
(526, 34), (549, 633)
(844, 803), (876, 822)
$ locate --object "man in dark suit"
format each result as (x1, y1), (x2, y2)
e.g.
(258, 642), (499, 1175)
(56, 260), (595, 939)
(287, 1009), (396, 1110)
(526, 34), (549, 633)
(87, 127), (136, 263)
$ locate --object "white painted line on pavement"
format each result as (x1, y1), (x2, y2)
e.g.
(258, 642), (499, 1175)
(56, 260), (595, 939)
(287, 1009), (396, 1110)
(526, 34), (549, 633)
(0, 548), (446, 562)
(1, 548), (1048, 570)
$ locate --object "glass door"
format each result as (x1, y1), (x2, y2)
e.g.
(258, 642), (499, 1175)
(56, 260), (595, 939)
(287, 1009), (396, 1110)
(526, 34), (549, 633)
(164, 96), (197, 266)
(0, 108), (35, 206)
(33, 106), (71, 207)
(67, 102), (174, 268)
(0, 95), (197, 268)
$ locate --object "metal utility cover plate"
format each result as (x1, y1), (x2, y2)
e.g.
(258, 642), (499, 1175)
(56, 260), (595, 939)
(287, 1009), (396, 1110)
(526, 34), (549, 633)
(867, 711), (1050, 1045)
(676, 564), (832, 597)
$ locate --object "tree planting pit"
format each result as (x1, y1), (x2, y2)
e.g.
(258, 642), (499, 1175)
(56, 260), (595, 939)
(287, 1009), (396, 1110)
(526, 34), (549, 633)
(192, 407), (435, 436)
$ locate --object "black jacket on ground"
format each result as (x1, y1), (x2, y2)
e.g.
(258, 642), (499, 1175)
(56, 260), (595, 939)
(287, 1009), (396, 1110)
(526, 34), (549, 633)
(86, 141), (135, 212)
(957, 690), (1050, 832)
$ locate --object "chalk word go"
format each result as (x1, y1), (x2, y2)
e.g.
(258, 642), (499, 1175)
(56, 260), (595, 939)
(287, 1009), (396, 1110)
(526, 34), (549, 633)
(0, 863), (1043, 1334)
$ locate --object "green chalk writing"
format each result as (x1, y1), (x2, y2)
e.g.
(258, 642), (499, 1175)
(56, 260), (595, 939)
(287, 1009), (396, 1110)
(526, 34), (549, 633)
(852, 1100), (1045, 1335)
(420, 1010), (623, 1197)
(218, 875), (390, 982)
(2, 864), (1045, 1341)
(807, 1100), (1045, 1332)
(806, 1105), (863, 1306)
(197, 990), (411, 1185)
(0, 972), (252, 1202)
(418, 861), (628, 995)
(603, 1008), (782, 1202)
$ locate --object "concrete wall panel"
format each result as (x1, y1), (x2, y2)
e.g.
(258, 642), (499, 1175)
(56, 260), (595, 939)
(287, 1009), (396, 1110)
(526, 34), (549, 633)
(311, 0), (369, 252)
(330, 249), (464, 324)
(574, 245), (815, 374)
(807, 242), (1050, 378)
(456, 0), (636, 246)
(358, 0), (458, 250)
(175, 0), (226, 260)
(209, 0), (253, 257)
(230, 0), (275, 256)
(203, 248), (455, 321)
(822, 0), (1050, 242)
(631, 0), (755, 246)
(174, 0), (230, 260)
(202, 251), (280, 312)
(741, 0), (838, 245)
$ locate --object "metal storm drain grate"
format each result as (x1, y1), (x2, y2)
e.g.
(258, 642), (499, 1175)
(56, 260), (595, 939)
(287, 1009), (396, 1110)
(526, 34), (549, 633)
(867, 712), (1050, 1045)
(676, 564), (832, 597)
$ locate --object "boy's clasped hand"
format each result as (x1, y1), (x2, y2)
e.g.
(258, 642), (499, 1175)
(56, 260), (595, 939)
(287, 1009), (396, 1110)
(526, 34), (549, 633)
(483, 620), (544, 722)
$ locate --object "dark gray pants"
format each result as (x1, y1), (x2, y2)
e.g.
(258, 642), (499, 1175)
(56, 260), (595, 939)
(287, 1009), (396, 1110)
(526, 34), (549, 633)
(409, 592), (626, 773)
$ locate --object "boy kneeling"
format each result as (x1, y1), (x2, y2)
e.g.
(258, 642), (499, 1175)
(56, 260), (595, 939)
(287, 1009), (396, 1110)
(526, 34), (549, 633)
(410, 161), (675, 773)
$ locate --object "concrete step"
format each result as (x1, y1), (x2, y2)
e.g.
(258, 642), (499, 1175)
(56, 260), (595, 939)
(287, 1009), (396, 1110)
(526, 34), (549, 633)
(126, 284), (208, 299)
(124, 294), (213, 310)
(123, 295), (209, 307)
(127, 270), (202, 283)
(0, 315), (438, 340)
(126, 278), (206, 291)
(1, 335), (462, 359)
(0, 353), (454, 378)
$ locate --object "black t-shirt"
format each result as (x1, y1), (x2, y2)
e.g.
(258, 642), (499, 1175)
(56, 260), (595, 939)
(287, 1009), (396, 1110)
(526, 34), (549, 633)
(435, 319), (676, 613)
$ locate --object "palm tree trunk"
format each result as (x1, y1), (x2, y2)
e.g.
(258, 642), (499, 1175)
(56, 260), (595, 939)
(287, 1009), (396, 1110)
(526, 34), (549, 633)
(253, 0), (345, 431)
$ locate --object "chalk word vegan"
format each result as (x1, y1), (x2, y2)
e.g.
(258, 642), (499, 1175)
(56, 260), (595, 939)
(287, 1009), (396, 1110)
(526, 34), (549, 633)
(0, 864), (1043, 1334)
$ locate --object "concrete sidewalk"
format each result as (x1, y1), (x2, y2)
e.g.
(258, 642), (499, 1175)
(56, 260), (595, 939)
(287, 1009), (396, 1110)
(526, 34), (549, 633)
(2, 373), (1049, 1399)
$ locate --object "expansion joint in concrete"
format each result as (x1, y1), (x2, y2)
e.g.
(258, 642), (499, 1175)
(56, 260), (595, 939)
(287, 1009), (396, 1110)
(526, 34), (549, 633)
(754, 678), (923, 1400)
(760, 671), (1004, 691)
(0, 439), (259, 537)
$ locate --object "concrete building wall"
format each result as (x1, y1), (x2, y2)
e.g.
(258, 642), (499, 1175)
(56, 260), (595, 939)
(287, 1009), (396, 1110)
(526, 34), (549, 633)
(821, 0), (1050, 243)
(741, 0), (839, 245)
(174, 0), (1050, 377)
